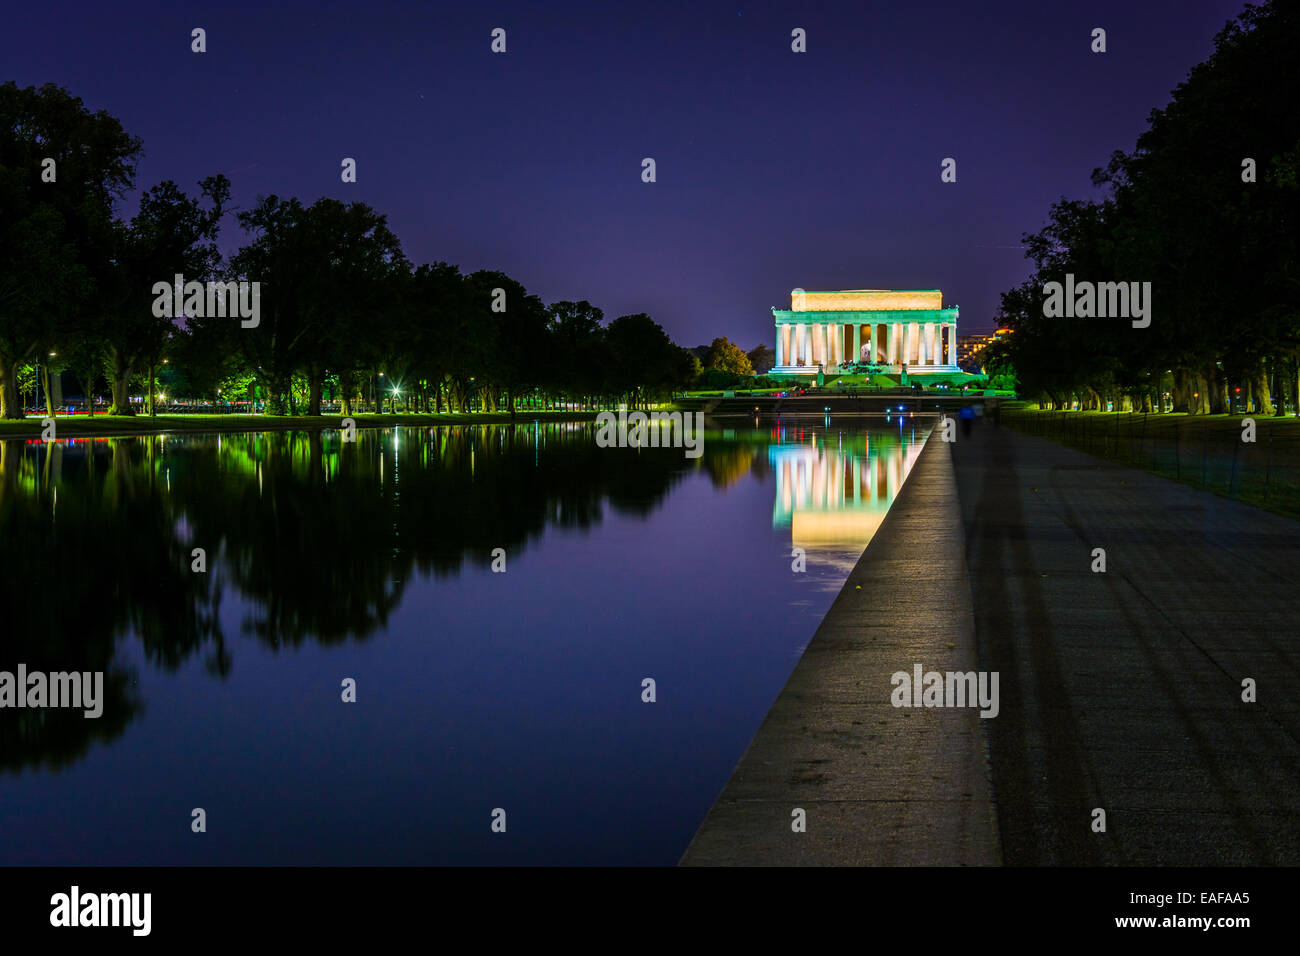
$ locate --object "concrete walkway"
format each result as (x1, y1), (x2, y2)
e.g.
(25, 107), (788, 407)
(953, 419), (1300, 864)
(681, 435), (1001, 865)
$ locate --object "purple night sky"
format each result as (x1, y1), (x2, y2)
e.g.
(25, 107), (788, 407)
(5, 0), (1247, 343)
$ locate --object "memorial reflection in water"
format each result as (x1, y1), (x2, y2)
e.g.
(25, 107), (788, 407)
(770, 421), (927, 550)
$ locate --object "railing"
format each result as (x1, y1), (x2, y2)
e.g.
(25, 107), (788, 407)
(1001, 408), (1300, 518)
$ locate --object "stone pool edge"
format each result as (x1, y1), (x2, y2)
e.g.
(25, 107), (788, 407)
(679, 431), (1002, 866)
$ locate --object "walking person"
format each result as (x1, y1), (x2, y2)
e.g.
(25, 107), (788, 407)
(959, 403), (975, 438)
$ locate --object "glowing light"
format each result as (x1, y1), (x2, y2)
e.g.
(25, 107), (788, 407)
(793, 290), (943, 311)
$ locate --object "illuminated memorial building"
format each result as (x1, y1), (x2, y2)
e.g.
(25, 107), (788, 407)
(770, 289), (959, 375)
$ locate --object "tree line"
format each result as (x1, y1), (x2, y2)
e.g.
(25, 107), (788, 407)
(986, 0), (1298, 415)
(1, 82), (771, 419)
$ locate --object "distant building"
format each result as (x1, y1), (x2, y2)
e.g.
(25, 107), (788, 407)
(956, 334), (991, 372)
(956, 328), (1011, 373)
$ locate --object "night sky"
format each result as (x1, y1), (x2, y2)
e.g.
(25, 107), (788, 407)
(5, 0), (1247, 343)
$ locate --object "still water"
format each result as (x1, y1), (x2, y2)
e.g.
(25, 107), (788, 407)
(0, 418), (927, 865)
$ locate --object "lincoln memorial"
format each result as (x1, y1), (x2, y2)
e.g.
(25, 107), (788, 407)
(771, 288), (959, 375)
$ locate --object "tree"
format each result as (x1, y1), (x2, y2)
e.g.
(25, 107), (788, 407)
(544, 300), (606, 405)
(747, 343), (775, 374)
(3, 82), (714, 420)
(705, 337), (754, 376)
(306, 199), (407, 416)
(401, 262), (465, 415)
(100, 175), (230, 415)
(229, 196), (407, 415)
(606, 313), (683, 407)
(0, 82), (141, 418)
(465, 270), (548, 416)
(998, 1), (1300, 414)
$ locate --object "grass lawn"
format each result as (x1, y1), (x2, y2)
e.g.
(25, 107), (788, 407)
(1002, 405), (1300, 520)
(0, 410), (599, 439)
(821, 372), (990, 389)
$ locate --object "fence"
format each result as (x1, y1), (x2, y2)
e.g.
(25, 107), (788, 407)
(1001, 408), (1300, 520)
